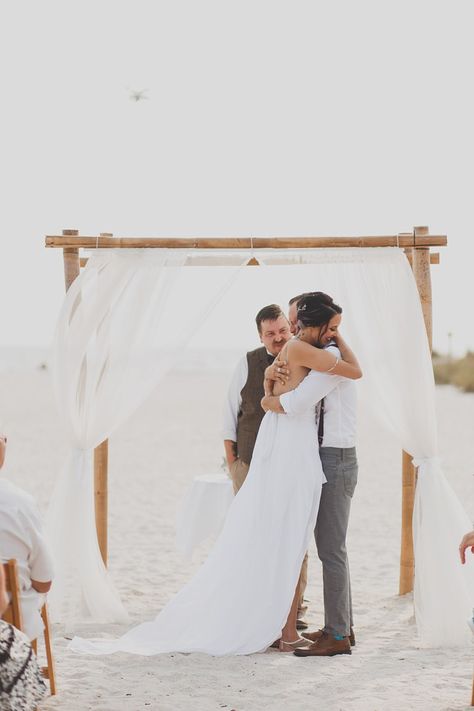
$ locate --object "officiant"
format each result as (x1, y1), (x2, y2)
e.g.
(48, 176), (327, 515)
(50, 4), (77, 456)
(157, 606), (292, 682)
(222, 304), (291, 494)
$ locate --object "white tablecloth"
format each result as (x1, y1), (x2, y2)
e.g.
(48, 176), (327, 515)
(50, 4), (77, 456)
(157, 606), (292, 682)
(176, 474), (234, 557)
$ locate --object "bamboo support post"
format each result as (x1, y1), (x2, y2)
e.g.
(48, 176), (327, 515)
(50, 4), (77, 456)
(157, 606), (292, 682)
(61, 228), (109, 567)
(93, 233), (112, 567)
(62, 229), (80, 290)
(94, 440), (108, 565)
(399, 227), (433, 595)
(399, 449), (416, 594)
(399, 242), (416, 595)
(412, 232), (433, 351)
(405, 252), (439, 266)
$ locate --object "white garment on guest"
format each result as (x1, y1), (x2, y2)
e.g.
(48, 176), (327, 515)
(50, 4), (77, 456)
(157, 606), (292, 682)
(222, 355), (248, 442)
(71, 381), (324, 656)
(0, 479), (54, 640)
(280, 346), (357, 448)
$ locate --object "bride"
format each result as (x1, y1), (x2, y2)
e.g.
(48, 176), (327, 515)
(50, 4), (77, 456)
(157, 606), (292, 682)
(71, 291), (362, 656)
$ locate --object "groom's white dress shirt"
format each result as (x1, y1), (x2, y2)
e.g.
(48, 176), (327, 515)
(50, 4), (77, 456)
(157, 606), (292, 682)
(279, 346), (357, 449)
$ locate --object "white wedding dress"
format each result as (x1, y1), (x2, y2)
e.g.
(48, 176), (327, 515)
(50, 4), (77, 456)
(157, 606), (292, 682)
(71, 402), (325, 656)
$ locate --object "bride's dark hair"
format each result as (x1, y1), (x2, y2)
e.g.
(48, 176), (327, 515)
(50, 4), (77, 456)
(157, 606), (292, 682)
(296, 292), (342, 331)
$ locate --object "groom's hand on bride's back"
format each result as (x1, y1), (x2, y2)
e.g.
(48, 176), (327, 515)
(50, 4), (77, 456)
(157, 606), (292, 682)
(265, 360), (290, 385)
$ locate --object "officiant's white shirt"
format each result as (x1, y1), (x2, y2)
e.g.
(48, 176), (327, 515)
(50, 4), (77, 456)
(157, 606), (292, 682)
(279, 346), (358, 449)
(0, 479), (54, 639)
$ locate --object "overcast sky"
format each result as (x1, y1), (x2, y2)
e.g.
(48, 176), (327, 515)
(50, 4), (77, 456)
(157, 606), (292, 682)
(1, 1), (473, 355)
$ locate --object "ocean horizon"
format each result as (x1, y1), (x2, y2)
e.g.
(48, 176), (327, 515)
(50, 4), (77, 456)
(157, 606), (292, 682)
(0, 345), (243, 375)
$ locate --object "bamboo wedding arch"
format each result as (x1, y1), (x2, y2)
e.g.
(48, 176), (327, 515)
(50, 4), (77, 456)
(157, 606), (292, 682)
(45, 225), (447, 597)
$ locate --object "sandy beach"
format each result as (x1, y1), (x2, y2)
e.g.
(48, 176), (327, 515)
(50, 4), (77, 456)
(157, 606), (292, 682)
(1, 348), (473, 711)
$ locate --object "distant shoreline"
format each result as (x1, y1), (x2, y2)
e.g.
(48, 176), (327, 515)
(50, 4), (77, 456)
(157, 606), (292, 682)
(1, 346), (473, 393)
(433, 353), (474, 393)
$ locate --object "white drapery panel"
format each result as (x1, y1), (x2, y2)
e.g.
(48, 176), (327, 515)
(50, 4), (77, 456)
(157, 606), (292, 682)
(49, 245), (473, 646)
(254, 247), (473, 646)
(48, 248), (246, 625)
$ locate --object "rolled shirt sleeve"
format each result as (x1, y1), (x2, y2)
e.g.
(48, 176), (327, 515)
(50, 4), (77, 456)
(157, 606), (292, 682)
(279, 346), (343, 416)
(25, 510), (54, 583)
(20, 506), (54, 583)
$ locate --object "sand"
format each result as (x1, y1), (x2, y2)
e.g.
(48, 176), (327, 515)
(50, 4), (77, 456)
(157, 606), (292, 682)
(0, 349), (473, 711)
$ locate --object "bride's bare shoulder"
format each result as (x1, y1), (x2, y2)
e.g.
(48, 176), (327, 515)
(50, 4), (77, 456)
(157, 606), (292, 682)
(284, 337), (311, 361)
(281, 338), (297, 357)
(288, 338), (326, 364)
(287, 338), (310, 354)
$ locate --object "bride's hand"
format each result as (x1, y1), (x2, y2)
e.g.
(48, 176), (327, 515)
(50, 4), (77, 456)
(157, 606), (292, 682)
(331, 332), (348, 350)
(265, 360), (290, 385)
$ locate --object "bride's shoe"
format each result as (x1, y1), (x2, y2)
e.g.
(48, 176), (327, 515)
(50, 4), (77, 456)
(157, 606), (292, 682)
(279, 637), (311, 652)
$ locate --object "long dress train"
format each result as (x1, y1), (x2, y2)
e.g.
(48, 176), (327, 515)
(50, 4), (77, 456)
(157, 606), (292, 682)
(71, 402), (324, 656)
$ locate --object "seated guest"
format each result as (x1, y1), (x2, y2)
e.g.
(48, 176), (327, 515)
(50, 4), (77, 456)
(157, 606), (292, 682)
(0, 434), (54, 640)
(0, 559), (47, 709)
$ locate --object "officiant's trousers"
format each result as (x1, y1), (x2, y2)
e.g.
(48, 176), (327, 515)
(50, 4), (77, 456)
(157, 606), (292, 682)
(316, 447), (358, 638)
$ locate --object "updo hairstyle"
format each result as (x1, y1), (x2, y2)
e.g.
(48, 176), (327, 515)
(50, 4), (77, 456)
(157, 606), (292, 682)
(296, 292), (342, 330)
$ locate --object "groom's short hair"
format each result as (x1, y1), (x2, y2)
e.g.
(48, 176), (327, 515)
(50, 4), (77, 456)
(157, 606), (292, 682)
(255, 304), (286, 334)
(289, 293), (311, 307)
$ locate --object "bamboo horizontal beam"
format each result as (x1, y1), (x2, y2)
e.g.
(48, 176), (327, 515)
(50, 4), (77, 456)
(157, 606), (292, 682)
(46, 234), (448, 250)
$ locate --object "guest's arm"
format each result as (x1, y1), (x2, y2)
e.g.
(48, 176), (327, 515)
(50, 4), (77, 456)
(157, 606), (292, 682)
(23, 508), (54, 595)
(0, 435), (6, 469)
(459, 530), (474, 564)
(31, 579), (52, 593)
(0, 565), (8, 615)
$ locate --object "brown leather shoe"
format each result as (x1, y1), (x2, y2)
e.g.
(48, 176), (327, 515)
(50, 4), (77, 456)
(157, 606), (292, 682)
(302, 627), (355, 646)
(301, 628), (324, 643)
(294, 632), (351, 657)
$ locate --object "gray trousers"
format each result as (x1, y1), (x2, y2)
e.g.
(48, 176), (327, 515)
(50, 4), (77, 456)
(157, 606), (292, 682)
(315, 446), (358, 638)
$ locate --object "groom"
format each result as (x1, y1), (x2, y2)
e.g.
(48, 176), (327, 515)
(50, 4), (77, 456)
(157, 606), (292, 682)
(265, 306), (358, 657)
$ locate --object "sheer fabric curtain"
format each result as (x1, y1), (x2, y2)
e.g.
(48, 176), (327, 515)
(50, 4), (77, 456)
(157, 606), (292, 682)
(49, 245), (472, 645)
(259, 247), (474, 646)
(48, 248), (244, 626)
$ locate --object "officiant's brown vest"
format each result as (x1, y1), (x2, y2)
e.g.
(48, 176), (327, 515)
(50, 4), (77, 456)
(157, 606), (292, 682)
(236, 346), (273, 465)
